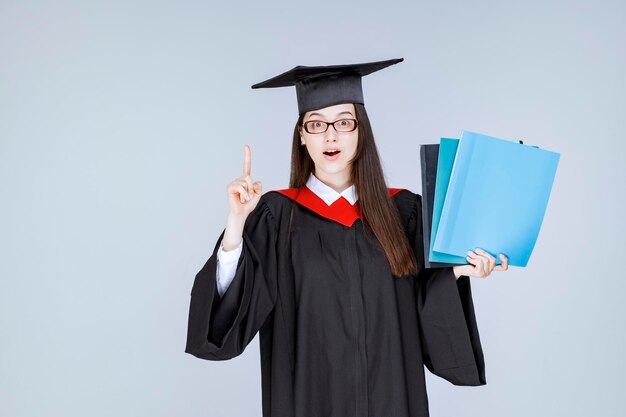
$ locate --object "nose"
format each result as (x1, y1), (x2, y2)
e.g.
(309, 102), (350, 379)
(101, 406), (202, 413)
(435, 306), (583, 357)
(324, 124), (338, 142)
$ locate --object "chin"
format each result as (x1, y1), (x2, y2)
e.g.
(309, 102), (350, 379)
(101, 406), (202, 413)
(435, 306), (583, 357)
(317, 164), (349, 175)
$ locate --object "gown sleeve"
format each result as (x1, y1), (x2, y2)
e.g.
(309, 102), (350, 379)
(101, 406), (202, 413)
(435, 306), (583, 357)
(408, 193), (487, 386)
(184, 196), (278, 361)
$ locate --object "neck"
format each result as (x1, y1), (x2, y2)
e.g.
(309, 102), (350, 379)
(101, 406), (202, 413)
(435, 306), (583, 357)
(313, 169), (352, 193)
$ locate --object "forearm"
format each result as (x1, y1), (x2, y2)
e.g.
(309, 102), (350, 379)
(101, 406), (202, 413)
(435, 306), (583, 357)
(222, 214), (246, 251)
(452, 266), (462, 280)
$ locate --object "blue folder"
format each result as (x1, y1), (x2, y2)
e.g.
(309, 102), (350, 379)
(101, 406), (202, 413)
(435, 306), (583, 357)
(432, 130), (560, 267)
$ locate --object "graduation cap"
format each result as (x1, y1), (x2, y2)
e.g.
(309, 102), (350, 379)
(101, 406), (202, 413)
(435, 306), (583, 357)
(251, 58), (404, 114)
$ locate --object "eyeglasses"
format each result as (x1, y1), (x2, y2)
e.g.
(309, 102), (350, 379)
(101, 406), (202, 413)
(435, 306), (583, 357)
(302, 118), (358, 134)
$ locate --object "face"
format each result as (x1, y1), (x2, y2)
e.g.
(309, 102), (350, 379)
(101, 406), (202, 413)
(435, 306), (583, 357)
(300, 103), (359, 181)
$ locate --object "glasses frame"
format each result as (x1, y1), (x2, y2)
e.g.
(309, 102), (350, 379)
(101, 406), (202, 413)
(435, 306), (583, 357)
(301, 118), (359, 134)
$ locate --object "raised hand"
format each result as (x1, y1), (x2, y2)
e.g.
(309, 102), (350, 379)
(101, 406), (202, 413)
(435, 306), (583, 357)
(226, 144), (263, 219)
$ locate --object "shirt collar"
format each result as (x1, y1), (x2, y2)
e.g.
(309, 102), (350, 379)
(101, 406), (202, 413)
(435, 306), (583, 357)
(305, 173), (358, 206)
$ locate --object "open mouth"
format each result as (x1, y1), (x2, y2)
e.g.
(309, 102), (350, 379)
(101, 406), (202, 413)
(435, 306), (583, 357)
(323, 150), (341, 156)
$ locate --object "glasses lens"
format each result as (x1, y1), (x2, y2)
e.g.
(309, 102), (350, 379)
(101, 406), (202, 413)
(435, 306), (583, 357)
(305, 121), (328, 134)
(335, 119), (357, 132)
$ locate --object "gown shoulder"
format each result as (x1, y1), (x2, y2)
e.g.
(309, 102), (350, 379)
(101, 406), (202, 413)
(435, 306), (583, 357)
(390, 188), (422, 231)
(256, 190), (300, 222)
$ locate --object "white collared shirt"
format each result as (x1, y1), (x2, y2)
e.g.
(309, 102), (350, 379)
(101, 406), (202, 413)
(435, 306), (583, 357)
(215, 173), (357, 298)
(305, 172), (358, 206)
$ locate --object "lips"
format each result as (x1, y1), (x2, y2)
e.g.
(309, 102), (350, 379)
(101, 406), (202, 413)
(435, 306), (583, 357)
(323, 149), (341, 161)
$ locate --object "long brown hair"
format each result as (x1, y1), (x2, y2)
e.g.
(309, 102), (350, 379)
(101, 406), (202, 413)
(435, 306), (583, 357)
(288, 103), (419, 277)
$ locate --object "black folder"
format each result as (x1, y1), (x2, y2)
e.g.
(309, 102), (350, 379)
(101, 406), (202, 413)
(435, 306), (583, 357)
(419, 144), (458, 268)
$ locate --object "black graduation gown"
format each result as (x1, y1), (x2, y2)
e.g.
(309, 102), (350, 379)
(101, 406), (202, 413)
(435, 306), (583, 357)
(185, 187), (486, 417)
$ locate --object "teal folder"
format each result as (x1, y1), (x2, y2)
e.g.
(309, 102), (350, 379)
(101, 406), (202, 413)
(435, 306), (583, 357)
(425, 139), (468, 266)
(432, 130), (560, 267)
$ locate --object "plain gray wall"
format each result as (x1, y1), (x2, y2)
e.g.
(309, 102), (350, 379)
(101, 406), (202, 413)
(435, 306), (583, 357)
(1, 0), (624, 416)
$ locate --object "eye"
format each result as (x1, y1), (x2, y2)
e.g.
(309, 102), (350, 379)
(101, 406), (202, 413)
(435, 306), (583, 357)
(304, 120), (328, 133)
(338, 120), (349, 126)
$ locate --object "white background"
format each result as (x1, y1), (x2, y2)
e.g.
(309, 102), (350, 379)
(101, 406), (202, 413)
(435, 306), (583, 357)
(1, 0), (624, 416)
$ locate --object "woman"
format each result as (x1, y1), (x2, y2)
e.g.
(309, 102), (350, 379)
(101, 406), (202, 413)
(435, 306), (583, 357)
(185, 58), (509, 417)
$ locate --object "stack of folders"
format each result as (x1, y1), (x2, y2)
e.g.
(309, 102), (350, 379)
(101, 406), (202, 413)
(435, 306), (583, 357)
(420, 130), (560, 269)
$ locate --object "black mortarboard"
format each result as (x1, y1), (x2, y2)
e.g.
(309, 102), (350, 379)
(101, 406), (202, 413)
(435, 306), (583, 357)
(251, 58), (404, 114)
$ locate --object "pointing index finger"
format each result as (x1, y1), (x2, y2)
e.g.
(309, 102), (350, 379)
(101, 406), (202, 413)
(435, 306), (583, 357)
(243, 144), (251, 177)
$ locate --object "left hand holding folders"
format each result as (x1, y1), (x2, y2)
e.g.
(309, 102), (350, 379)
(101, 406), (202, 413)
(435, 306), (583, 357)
(453, 248), (509, 279)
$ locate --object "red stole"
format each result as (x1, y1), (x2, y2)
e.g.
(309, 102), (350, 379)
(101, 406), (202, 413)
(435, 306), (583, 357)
(274, 186), (406, 227)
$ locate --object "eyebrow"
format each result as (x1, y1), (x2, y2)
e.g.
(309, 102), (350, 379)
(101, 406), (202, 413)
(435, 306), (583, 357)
(307, 110), (354, 119)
